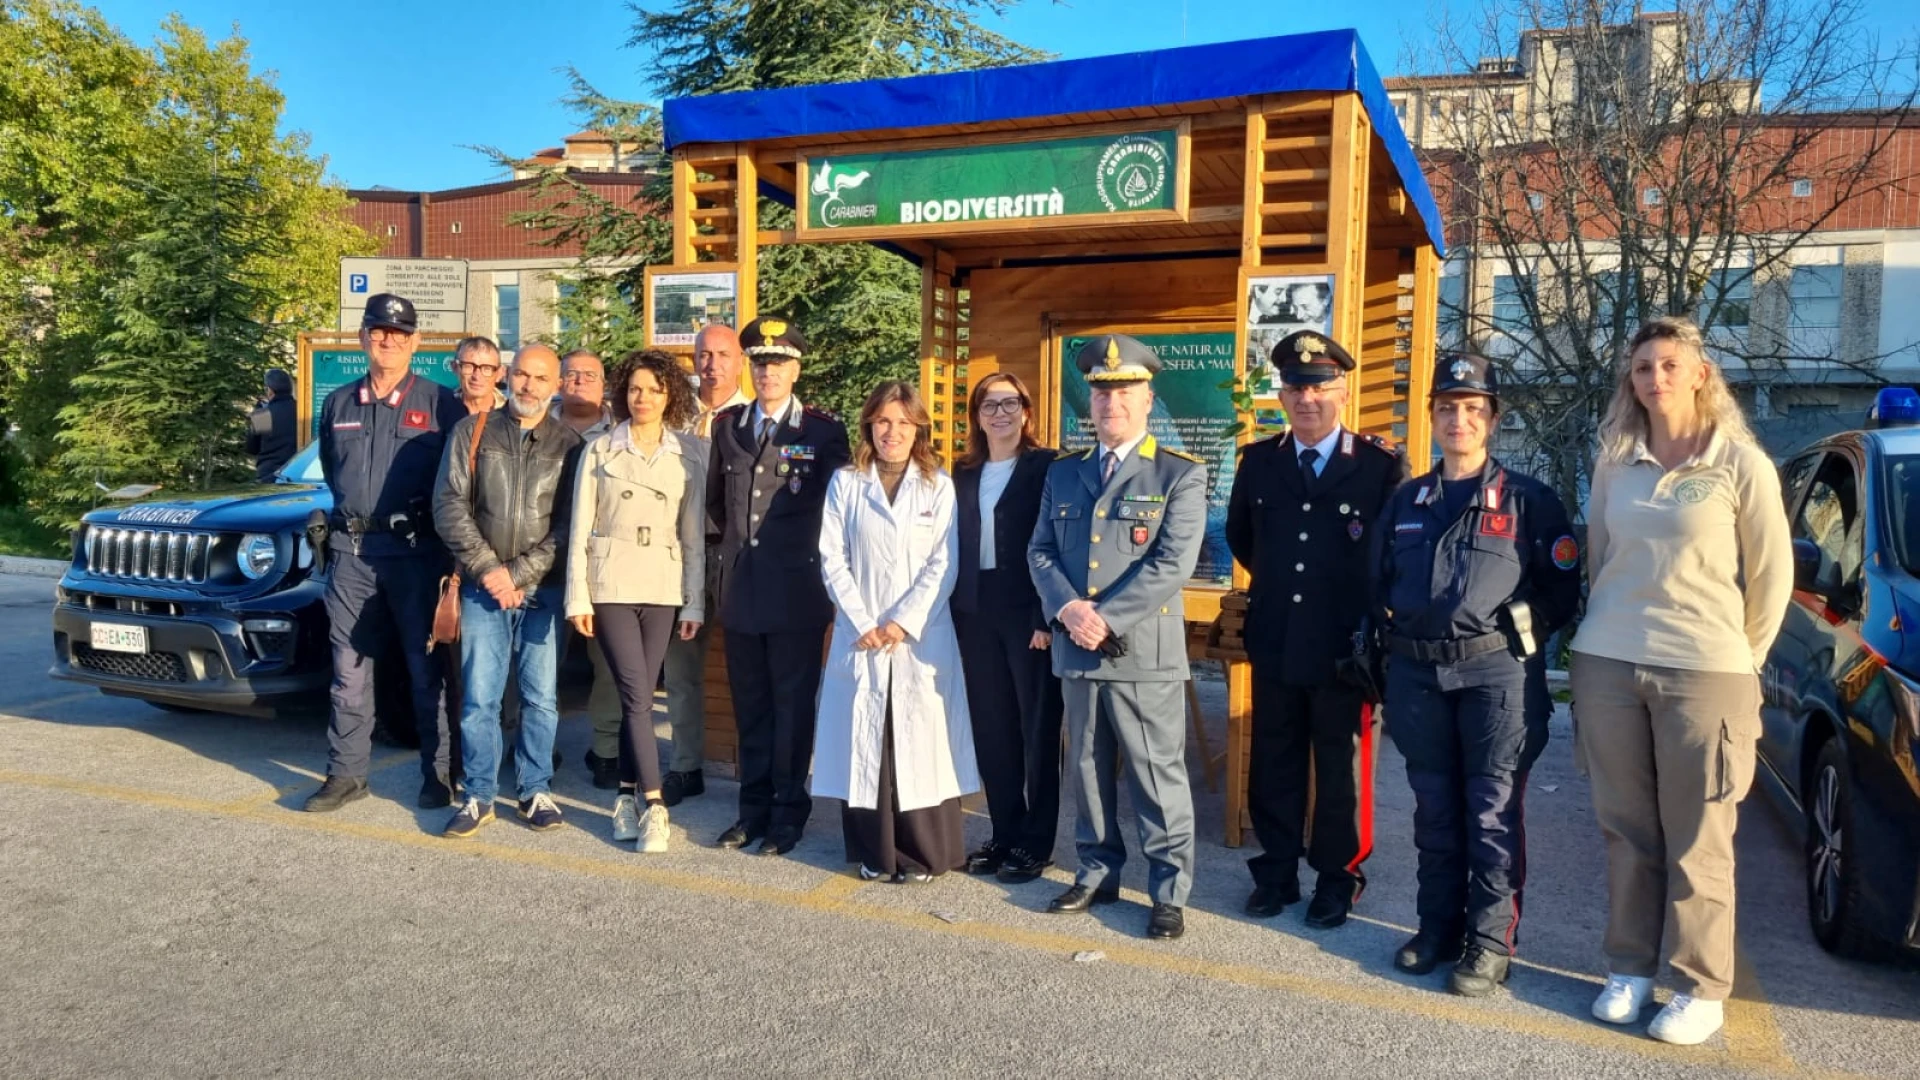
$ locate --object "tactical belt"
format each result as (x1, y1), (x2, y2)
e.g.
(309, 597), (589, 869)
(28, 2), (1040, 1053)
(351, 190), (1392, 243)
(1387, 631), (1508, 665)
(336, 515), (391, 534)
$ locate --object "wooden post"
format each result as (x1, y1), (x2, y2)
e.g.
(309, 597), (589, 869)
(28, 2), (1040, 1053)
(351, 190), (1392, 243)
(1406, 244), (1440, 471)
(671, 151), (697, 265)
(734, 149), (759, 324)
(1325, 92), (1373, 433)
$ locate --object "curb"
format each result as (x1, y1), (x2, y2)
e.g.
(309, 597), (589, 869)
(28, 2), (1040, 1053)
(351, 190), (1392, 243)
(0, 555), (68, 580)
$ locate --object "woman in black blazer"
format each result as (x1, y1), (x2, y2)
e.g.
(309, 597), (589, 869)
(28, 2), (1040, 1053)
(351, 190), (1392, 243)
(951, 372), (1064, 884)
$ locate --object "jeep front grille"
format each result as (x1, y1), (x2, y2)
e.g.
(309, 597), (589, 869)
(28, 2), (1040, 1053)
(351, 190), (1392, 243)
(85, 527), (212, 583)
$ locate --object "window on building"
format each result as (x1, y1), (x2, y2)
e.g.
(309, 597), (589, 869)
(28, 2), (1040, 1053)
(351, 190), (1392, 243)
(1438, 271), (1467, 348)
(384, 224), (396, 237)
(1593, 269), (1626, 327)
(1697, 268), (1752, 329)
(556, 281), (578, 335)
(1492, 273), (1530, 332)
(1792, 178), (1814, 198)
(496, 284), (521, 351)
(1493, 93), (1515, 115)
(1526, 192), (1545, 211)
(1789, 264), (1843, 330)
(1642, 187), (1662, 206)
(450, 221), (463, 234)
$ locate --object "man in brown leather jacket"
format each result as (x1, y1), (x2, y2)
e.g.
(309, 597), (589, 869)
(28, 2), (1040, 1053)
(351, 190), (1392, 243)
(431, 344), (585, 838)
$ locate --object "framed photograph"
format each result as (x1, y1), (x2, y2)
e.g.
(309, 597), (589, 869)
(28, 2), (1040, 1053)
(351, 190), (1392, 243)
(1242, 272), (1336, 408)
(644, 265), (739, 349)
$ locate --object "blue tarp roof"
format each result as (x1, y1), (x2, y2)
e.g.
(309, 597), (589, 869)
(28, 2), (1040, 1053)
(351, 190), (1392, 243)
(662, 29), (1444, 254)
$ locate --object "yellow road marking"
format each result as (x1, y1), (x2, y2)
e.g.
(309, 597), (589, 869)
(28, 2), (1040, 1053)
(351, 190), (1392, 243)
(806, 870), (872, 907)
(1725, 943), (1795, 1073)
(0, 767), (1844, 1078)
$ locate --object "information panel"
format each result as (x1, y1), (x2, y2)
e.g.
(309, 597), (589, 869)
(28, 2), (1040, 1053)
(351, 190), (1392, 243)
(1057, 328), (1238, 585)
(800, 124), (1184, 240)
(305, 348), (461, 441)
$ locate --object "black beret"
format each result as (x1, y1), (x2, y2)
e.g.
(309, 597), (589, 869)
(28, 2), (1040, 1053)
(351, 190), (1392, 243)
(361, 293), (418, 333)
(1432, 351), (1500, 400)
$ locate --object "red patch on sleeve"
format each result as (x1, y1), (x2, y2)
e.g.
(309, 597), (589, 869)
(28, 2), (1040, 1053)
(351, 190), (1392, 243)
(1478, 512), (1516, 539)
(401, 409), (430, 430)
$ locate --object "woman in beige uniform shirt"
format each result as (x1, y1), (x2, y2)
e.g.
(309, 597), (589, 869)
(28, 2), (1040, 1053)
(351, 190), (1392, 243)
(1570, 316), (1792, 1045)
(567, 351), (706, 854)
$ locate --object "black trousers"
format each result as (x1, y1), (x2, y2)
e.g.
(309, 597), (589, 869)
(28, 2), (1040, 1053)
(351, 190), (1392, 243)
(954, 597), (1063, 857)
(1384, 657), (1548, 954)
(594, 602), (677, 794)
(726, 627), (827, 830)
(1246, 674), (1375, 893)
(323, 549), (450, 782)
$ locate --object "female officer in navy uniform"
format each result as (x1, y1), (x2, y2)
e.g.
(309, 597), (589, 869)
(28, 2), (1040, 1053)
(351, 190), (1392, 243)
(1373, 352), (1580, 997)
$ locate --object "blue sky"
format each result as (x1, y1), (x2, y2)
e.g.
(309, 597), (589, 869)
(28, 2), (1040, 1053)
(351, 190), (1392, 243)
(89, 0), (1920, 193)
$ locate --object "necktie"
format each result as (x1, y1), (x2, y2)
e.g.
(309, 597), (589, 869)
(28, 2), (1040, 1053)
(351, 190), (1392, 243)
(1299, 447), (1321, 477)
(757, 417), (774, 451)
(1102, 451), (1119, 486)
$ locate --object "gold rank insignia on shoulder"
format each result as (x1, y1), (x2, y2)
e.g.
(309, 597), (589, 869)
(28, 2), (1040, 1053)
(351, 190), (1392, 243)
(1058, 448), (1083, 460)
(1103, 338), (1122, 371)
(1165, 448), (1204, 464)
(1295, 334), (1327, 358)
(761, 319), (788, 337)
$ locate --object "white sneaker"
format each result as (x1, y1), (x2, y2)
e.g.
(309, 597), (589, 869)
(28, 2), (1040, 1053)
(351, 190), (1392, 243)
(1591, 973), (1655, 1024)
(639, 803), (670, 854)
(611, 794), (640, 842)
(1648, 994), (1724, 1045)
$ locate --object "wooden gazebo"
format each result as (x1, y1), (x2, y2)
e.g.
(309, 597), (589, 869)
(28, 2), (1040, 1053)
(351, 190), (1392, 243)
(658, 28), (1446, 844)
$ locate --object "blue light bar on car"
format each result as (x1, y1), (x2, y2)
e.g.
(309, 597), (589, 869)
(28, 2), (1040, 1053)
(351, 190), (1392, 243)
(1868, 387), (1920, 428)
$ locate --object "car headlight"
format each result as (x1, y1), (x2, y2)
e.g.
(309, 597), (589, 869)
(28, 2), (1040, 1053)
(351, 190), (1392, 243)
(238, 533), (278, 580)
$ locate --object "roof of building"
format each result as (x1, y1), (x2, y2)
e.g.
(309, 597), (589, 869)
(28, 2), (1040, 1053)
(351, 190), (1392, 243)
(661, 28), (1444, 252)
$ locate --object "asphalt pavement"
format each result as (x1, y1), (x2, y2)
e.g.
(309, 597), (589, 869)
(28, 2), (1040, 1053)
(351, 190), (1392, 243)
(2, 571), (1917, 1078)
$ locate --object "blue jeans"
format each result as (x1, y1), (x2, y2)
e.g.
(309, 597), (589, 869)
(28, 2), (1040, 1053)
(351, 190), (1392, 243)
(458, 582), (561, 805)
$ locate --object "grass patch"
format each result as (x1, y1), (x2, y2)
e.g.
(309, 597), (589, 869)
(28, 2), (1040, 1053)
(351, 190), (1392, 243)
(0, 506), (70, 560)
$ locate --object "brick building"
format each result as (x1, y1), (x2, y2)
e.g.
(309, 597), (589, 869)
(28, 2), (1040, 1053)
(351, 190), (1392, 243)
(343, 141), (652, 350)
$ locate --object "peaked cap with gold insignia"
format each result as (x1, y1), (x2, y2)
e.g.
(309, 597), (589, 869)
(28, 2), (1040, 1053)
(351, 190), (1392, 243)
(740, 316), (807, 362)
(1075, 333), (1161, 385)
(1271, 329), (1355, 386)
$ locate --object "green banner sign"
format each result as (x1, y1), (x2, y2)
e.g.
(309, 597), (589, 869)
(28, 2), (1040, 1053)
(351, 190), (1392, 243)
(805, 128), (1179, 233)
(307, 349), (460, 440)
(1058, 330), (1238, 585)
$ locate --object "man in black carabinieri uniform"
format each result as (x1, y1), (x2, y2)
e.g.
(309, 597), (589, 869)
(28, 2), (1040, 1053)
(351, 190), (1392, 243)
(1226, 329), (1409, 929)
(706, 317), (852, 856)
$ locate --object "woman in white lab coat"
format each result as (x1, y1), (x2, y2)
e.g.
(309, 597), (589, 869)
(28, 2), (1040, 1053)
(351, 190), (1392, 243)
(814, 380), (981, 882)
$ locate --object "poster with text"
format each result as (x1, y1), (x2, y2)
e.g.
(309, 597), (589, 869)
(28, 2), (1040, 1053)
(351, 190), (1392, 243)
(1058, 330), (1237, 586)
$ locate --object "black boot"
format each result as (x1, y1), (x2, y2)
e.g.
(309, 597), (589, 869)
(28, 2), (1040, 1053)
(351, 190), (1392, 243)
(303, 775), (368, 813)
(1449, 944), (1511, 997)
(417, 772), (453, 809)
(1393, 929), (1465, 975)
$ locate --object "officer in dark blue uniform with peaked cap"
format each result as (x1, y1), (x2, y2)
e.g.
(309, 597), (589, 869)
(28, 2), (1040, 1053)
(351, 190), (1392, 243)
(304, 293), (464, 813)
(1374, 350), (1580, 996)
(707, 316), (852, 856)
(1029, 334), (1208, 941)
(1227, 330), (1409, 930)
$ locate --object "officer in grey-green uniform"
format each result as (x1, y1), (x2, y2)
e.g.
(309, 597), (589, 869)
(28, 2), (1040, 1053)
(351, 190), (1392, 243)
(1028, 334), (1209, 941)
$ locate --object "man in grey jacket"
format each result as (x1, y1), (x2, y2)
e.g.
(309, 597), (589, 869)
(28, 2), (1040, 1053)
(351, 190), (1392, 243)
(432, 344), (584, 838)
(1028, 334), (1208, 941)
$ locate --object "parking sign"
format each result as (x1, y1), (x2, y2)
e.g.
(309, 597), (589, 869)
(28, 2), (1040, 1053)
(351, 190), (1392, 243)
(349, 273), (369, 293)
